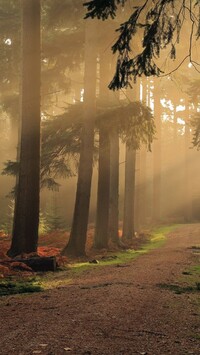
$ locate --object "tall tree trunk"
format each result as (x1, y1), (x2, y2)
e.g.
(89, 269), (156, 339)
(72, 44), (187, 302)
(109, 127), (120, 244)
(63, 22), (97, 256)
(152, 80), (161, 222)
(94, 125), (110, 248)
(122, 146), (136, 240)
(8, 0), (41, 257)
(94, 54), (111, 249)
(125, 83), (140, 235)
(134, 151), (140, 231)
(184, 103), (192, 222)
(137, 78), (148, 228)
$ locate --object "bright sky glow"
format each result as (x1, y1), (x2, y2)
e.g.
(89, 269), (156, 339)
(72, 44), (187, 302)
(139, 83), (143, 101)
(80, 88), (84, 102)
(5, 38), (12, 45)
(177, 118), (185, 125)
(176, 105), (185, 112)
(162, 113), (170, 122)
(160, 98), (173, 111)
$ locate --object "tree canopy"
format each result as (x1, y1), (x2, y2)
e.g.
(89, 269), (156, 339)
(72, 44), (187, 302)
(84, 0), (200, 89)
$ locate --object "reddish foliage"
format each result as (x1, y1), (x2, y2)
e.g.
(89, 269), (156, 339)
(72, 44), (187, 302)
(0, 231), (8, 238)
(38, 246), (61, 257)
(0, 231), (68, 277)
(39, 230), (70, 249)
(10, 261), (33, 272)
(0, 265), (10, 278)
(0, 226), (124, 278)
(0, 251), (10, 261)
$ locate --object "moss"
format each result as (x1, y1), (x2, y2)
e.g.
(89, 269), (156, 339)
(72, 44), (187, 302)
(196, 282), (200, 290)
(190, 334), (200, 341)
(138, 224), (180, 251)
(23, 224), (179, 291)
(159, 252), (200, 297)
(180, 265), (200, 288)
(0, 278), (42, 297)
(38, 224), (179, 289)
(157, 283), (198, 294)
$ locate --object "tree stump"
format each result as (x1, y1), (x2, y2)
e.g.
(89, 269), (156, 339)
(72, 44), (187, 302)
(15, 256), (57, 272)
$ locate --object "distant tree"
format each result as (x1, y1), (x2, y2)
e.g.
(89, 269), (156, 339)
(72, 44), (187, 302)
(188, 79), (200, 107)
(152, 80), (162, 222)
(94, 101), (155, 245)
(2, 105), (82, 193)
(121, 101), (154, 240)
(84, 0), (200, 88)
(187, 79), (200, 150)
(0, 0), (85, 122)
(94, 54), (111, 250)
(8, 0), (41, 257)
(191, 113), (200, 149)
(41, 0), (85, 111)
(40, 104), (83, 190)
(136, 78), (150, 228)
(94, 118), (111, 249)
(123, 146), (136, 240)
(0, 1), (21, 125)
(109, 124), (120, 244)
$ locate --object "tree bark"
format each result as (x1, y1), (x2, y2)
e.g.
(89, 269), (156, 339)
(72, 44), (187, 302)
(63, 22), (97, 256)
(14, 256), (57, 272)
(152, 80), (162, 222)
(94, 125), (110, 248)
(94, 53), (111, 249)
(109, 127), (120, 244)
(184, 103), (192, 222)
(122, 146), (136, 240)
(8, 0), (41, 257)
(137, 78), (148, 228)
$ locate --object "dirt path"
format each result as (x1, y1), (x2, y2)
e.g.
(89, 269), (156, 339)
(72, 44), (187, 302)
(0, 224), (199, 355)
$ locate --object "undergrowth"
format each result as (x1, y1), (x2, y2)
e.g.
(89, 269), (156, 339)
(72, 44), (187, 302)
(157, 283), (199, 294)
(0, 224), (179, 295)
(157, 245), (200, 296)
(0, 278), (42, 296)
(39, 224), (179, 290)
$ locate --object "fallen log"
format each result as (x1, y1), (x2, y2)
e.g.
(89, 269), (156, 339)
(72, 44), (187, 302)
(14, 256), (57, 272)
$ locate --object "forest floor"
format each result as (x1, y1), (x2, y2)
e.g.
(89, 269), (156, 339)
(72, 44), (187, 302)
(0, 223), (200, 355)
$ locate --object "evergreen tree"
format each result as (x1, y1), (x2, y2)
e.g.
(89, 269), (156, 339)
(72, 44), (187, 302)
(8, 0), (41, 257)
(121, 100), (154, 240)
(123, 146), (136, 240)
(152, 80), (162, 222)
(62, 21), (98, 257)
(94, 53), (111, 249)
(109, 124), (120, 244)
(84, 1), (200, 88)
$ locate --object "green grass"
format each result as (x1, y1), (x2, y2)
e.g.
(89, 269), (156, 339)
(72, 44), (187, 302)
(1, 224), (179, 294)
(158, 246), (200, 296)
(38, 224), (180, 290)
(65, 225), (175, 271)
(188, 264), (200, 275)
(181, 264), (200, 292)
(0, 278), (42, 297)
(180, 264), (200, 284)
(157, 283), (199, 294)
(190, 334), (200, 341)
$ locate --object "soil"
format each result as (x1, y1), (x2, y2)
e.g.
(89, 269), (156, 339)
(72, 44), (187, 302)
(0, 224), (199, 355)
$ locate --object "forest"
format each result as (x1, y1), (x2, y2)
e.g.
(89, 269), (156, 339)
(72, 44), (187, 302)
(0, 1), (200, 355)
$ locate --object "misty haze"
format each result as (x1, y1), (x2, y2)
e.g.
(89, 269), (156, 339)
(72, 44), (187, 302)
(0, 1), (199, 355)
